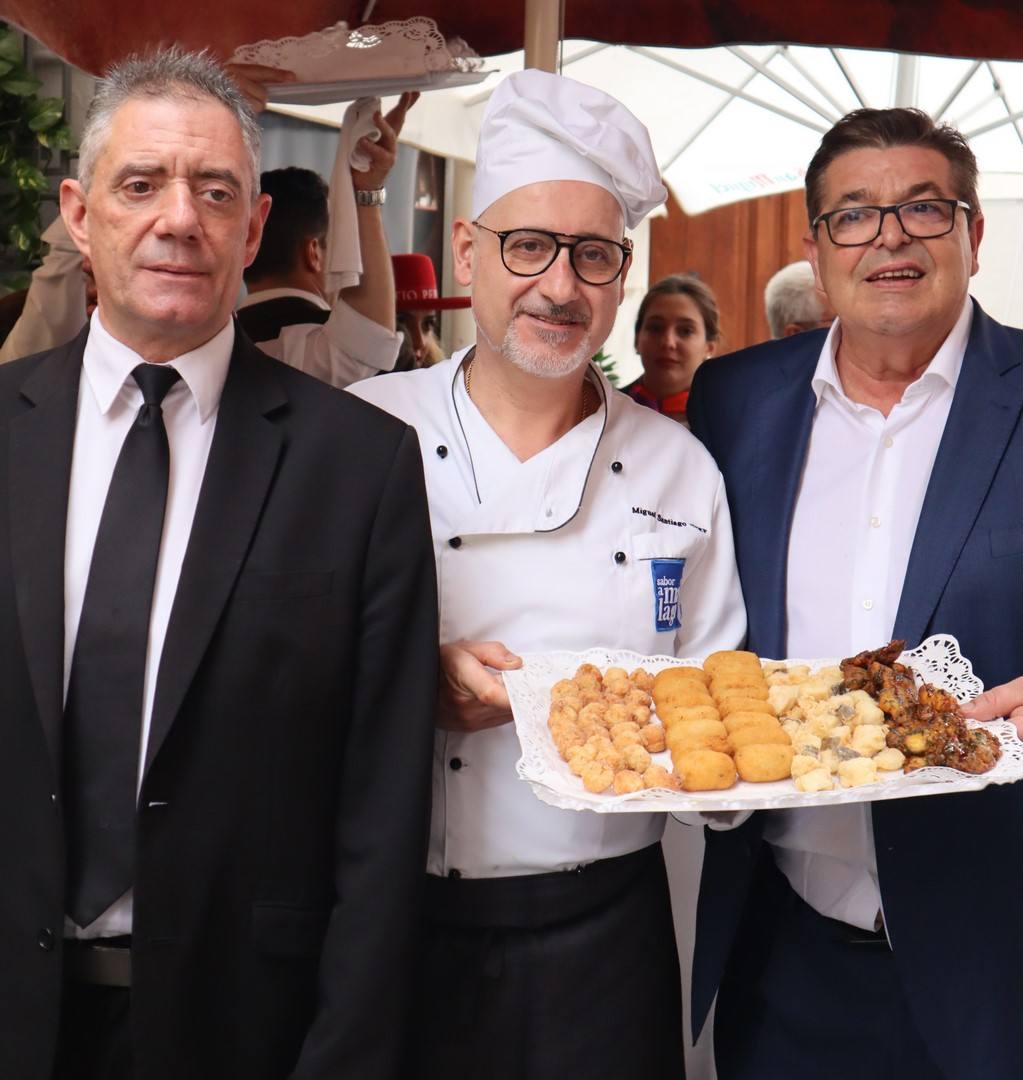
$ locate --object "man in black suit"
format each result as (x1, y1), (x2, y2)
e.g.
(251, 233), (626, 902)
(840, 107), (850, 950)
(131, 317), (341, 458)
(0, 46), (437, 1080)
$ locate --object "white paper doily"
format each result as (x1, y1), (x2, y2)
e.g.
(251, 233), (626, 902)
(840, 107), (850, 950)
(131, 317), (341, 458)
(505, 635), (1023, 813)
(231, 18), (489, 104)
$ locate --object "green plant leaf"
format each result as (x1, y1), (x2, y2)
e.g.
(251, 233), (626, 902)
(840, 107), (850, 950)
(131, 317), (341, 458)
(27, 96), (63, 132)
(0, 31), (22, 66)
(0, 60), (15, 79)
(0, 76), (41, 97)
(37, 122), (70, 150)
(12, 159), (46, 190)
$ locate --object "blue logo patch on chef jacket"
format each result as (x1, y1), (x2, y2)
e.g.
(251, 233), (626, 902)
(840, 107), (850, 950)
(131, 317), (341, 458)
(651, 559), (684, 632)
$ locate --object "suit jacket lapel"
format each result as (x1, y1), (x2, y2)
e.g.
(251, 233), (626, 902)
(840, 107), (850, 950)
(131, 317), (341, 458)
(742, 340), (818, 658)
(8, 334), (83, 773)
(894, 304), (1023, 645)
(143, 339), (286, 775)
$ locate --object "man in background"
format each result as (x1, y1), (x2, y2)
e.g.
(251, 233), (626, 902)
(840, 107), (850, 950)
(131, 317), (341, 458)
(763, 258), (835, 338)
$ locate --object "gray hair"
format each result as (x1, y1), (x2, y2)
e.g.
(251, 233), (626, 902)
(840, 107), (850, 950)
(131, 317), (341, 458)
(77, 46), (262, 197)
(764, 260), (826, 339)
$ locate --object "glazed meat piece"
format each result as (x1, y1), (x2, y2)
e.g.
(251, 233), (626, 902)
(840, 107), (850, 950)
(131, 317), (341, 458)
(839, 644), (1002, 775)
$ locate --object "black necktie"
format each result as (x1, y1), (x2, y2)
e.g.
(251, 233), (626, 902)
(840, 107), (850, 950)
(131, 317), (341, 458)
(63, 363), (181, 927)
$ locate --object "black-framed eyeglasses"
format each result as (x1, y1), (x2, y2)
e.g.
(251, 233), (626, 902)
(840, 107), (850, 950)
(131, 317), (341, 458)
(473, 222), (632, 285)
(813, 198), (972, 247)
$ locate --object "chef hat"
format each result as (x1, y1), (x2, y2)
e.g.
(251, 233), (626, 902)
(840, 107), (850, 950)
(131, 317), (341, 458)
(472, 69), (667, 231)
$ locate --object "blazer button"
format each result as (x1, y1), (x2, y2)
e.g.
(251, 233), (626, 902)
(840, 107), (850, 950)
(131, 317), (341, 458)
(37, 928), (55, 951)
(448, 868), (462, 879)
(436, 445), (448, 458)
(614, 550), (627, 564)
(450, 757), (463, 771)
(611, 460), (623, 473)
(449, 536), (462, 549)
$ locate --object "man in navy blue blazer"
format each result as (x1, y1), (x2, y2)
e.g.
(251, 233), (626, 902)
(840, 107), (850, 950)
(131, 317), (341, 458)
(688, 107), (1023, 1080)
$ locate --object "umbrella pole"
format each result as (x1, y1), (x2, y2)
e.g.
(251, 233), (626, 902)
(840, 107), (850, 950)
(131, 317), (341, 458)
(523, 0), (561, 72)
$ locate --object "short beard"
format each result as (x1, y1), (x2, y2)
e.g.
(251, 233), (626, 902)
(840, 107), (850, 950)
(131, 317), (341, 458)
(479, 302), (594, 379)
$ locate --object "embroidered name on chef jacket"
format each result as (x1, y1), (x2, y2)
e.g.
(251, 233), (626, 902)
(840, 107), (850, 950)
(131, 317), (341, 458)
(651, 559), (684, 632)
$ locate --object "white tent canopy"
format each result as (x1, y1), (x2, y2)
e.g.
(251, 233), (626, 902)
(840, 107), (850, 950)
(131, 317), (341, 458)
(273, 41), (1023, 215)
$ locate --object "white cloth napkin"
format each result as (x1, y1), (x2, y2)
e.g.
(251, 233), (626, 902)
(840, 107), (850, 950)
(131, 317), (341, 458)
(325, 96), (383, 294)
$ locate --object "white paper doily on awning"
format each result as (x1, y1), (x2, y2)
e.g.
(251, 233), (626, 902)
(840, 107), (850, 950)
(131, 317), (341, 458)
(505, 635), (1023, 813)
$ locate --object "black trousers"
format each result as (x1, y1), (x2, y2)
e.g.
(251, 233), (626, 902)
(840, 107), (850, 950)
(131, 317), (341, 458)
(53, 979), (132, 1080)
(409, 843), (685, 1080)
(714, 851), (946, 1080)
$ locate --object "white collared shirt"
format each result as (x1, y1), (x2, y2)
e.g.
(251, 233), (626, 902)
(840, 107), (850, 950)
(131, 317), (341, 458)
(237, 286), (331, 312)
(765, 298), (972, 930)
(64, 311), (232, 937)
(350, 349), (746, 878)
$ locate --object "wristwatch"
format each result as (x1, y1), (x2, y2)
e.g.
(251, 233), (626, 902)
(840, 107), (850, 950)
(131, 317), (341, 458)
(354, 188), (387, 207)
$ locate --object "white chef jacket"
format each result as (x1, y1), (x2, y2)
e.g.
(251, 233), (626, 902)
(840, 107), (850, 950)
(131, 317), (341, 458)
(350, 349), (746, 878)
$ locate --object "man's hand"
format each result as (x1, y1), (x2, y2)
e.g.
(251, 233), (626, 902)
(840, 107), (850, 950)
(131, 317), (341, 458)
(224, 62), (297, 114)
(438, 639), (522, 732)
(964, 676), (1023, 738)
(353, 91), (419, 192)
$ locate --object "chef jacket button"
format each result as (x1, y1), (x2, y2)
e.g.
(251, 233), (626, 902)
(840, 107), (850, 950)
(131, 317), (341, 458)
(37, 928), (55, 951)
(611, 460), (623, 473)
(614, 550), (627, 564)
(436, 445), (448, 458)
(450, 757), (463, 771)
(448, 868), (462, 879)
(449, 536), (462, 549)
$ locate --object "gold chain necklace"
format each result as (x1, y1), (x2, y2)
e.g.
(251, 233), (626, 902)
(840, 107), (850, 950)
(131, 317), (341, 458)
(463, 358), (596, 425)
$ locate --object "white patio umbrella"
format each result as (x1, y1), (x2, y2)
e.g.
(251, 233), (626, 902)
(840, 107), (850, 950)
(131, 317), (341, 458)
(271, 40), (1023, 215)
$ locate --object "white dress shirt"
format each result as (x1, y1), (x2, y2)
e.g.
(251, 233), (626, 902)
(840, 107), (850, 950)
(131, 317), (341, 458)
(236, 286), (330, 312)
(64, 312), (232, 937)
(350, 351), (746, 878)
(764, 298), (972, 930)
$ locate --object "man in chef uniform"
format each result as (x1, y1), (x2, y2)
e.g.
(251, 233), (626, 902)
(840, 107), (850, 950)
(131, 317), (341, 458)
(350, 69), (745, 1080)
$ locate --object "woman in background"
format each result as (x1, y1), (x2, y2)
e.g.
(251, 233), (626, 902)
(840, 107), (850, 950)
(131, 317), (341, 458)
(624, 272), (721, 425)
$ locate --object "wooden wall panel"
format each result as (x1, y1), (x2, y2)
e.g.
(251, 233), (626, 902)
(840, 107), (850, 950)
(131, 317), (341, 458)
(649, 189), (809, 354)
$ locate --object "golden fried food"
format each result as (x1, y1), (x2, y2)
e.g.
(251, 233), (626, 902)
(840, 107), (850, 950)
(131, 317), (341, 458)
(622, 743), (652, 773)
(719, 697), (776, 719)
(728, 724), (791, 751)
(723, 712), (783, 735)
(612, 727), (642, 750)
(713, 683), (769, 702)
(551, 679), (579, 700)
(629, 668), (656, 692)
(703, 650), (761, 675)
(667, 725), (731, 757)
(581, 761), (614, 793)
(658, 703), (721, 729)
(674, 749), (737, 791)
(629, 704), (653, 726)
(575, 663), (603, 682)
(577, 702), (607, 726)
(603, 703), (630, 728)
(655, 686), (716, 710)
(643, 764), (680, 790)
(612, 769), (645, 795)
(734, 743), (794, 782)
(639, 724), (666, 753)
(653, 666), (709, 691)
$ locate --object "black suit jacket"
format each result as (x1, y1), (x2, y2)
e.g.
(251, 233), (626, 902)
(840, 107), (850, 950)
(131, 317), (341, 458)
(687, 302), (1023, 1077)
(236, 295), (330, 343)
(0, 326), (438, 1079)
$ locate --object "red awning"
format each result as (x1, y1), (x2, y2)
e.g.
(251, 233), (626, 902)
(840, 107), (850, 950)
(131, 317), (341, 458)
(4, 0), (1023, 76)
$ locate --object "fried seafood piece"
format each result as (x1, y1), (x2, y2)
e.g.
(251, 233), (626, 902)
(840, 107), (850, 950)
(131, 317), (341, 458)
(639, 724), (666, 753)
(675, 749), (737, 791)
(613, 770), (645, 795)
(643, 764), (681, 791)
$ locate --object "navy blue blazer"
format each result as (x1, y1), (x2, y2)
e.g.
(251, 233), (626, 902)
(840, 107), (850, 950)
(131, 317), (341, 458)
(687, 302), (1023, 1077)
